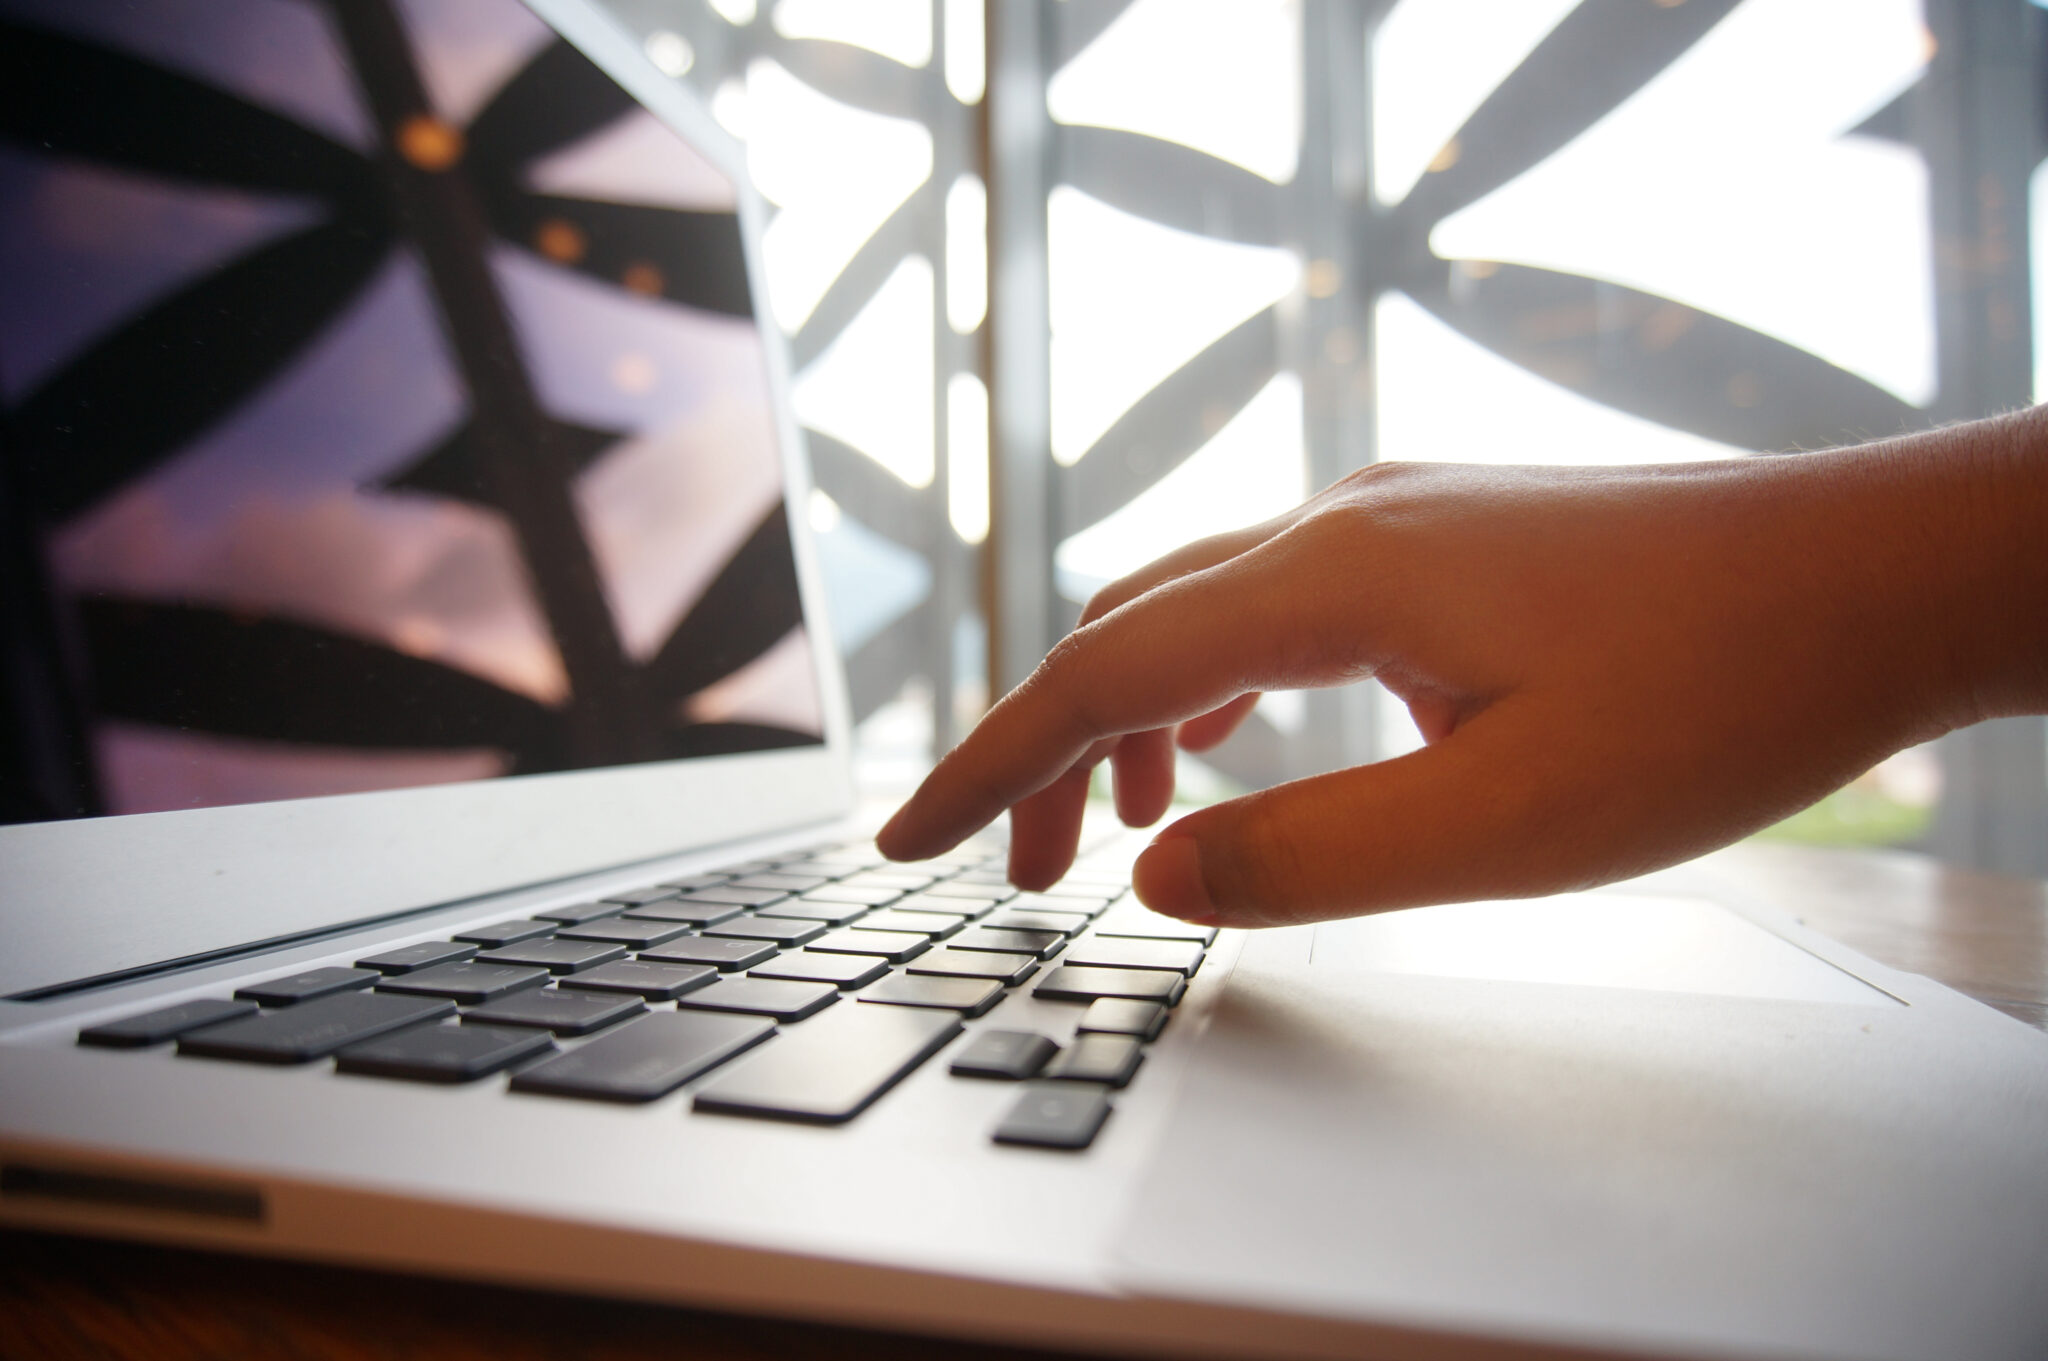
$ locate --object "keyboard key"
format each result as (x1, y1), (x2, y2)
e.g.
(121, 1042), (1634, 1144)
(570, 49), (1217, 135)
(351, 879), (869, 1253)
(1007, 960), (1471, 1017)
(79, 997), (256, 1049)
(234, 967), (377, 1007)
(754, 900), (870, 925)
(799, 884), (904, 908)
(532, 901), (625, 925)
(475, 938), (628, 974)
(679, 886), (789, 908)
(657, 872), (732, 891)
(1043, 1033), (1144, 1087)
(947, 871), (1015, 887)
(676, 977), (839, 1022)
(559, 960), (718, 1001)
(452, 919), (556, 948)
(1034, 966), (1187, 1007)
(730, 872), (831, 893)
(638, 937), (777, 972)
(693, 1005), (961, 1124)
(856, 909), (967, 938)
(1076, 998), (1169, 1041)
(178, 992), (453, 1064)
(889, 893), (996, 919)
(336, 1023), (552, 1083)
(949, 1029), (1057, 1080)
(618, 899), (745, 927)
(907, 947), (1039, 986)
(356, 941), (478, 974)
(510, 1012), (774, 1103)
(748, 953), (890, 989)
(921, 882), (1017, 903)
(993, 1083), (1113, 1150)
(837, 869), (937, 892)
(375, 961), (549, 1005)
(953, 926), (1066, 960)
(1006, 894), (1111, 917)
(1036, 881), (1125, 900)
(1093, 906), (1219, 945)
(463, 989), (645, 1036)
(857, 974), (1003, 1017)
(600, 887), (679, 907)
(553, 920), (692, 950)
(808, 928), (930, 963)
(984, 909), (1090, 937)
(1061, 937), (1206, 975)
(702, 916), (828, 946)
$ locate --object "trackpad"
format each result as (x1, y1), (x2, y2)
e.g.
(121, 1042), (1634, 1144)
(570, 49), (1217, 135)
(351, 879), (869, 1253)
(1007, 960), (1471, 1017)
(1308, 893), (1895, 1006)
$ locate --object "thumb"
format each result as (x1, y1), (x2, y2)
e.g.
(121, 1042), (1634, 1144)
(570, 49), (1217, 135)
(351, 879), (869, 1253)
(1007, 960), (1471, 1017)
(1131, 698), (1625, 927)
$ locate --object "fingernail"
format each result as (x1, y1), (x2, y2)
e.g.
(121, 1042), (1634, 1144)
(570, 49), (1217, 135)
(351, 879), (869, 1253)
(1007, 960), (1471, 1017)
(1133, 834), (1215, 923)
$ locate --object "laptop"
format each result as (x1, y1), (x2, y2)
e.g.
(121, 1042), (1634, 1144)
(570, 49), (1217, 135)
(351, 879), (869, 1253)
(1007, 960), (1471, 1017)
(3, 2), (2045, 1358)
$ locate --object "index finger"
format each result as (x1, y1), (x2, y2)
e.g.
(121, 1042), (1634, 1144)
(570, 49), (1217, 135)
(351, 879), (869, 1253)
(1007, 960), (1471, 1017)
(876, 532), (1342, 860)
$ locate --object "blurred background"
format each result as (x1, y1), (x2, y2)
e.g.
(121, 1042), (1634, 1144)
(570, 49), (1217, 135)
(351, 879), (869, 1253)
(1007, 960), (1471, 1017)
(594, 0), (2047, 876)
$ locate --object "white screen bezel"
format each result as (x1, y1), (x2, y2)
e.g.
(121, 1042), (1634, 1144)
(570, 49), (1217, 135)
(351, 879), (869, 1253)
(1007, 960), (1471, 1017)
(0, 0), (856, 998)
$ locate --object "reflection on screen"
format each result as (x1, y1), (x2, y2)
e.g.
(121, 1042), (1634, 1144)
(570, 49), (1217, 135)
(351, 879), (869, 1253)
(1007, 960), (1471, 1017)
(0, 0), (823, 823)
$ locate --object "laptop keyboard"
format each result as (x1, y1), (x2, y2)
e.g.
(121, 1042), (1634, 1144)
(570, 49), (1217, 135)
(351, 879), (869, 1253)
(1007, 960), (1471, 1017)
(74, 841), (1215, 1150)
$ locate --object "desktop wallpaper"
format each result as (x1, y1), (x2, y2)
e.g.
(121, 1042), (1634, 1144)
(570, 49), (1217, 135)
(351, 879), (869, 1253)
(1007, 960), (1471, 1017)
(0, 0), (826, 823)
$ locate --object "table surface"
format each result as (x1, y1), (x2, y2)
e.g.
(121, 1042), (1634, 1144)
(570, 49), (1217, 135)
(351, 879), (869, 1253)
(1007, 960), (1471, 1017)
(5, 842), (2045, 1361)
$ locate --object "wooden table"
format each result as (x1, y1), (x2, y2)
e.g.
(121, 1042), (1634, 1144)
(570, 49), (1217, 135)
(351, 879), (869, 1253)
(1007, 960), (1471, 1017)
(5, 844), (2045, 1360)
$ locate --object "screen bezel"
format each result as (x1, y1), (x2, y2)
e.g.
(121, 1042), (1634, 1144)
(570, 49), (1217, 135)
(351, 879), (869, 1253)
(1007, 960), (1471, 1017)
(0, 0), (857, 998)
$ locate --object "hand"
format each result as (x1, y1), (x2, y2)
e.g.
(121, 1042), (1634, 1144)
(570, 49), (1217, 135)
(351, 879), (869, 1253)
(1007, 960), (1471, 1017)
(878, 414), (2048, 927)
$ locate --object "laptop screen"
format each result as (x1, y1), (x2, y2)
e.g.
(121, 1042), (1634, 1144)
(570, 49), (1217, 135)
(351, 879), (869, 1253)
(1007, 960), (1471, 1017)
(0, 0), (825, 826)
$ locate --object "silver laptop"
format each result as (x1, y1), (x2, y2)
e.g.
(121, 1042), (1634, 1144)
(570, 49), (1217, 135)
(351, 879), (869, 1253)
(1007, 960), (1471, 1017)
(4, 3), (2045, 1358)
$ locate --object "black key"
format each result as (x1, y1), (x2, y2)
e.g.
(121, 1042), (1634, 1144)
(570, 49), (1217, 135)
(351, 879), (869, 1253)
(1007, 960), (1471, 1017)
(559, 960), (718, 1001)
(532, 901), (625, 925)
(452, 919), (557, 947)
(984, 909), (1090, 937)
(837, 869), (937, 892)
(510, 1012), (774, 1102)
(1076, 997), (1169, 1041)
(993, 1082), (1113, 1150)
(234, 966), (377, 1007)
(463, 989), (644, 1036)
(889, 893), (996, 919)
(375, 960), (549, 1005)
(693, 1005), (961, 1124)
(754, 899), (870, 926)
(731, 872), (831, 892)
(1007, 893), (1111, 917)
(679, 886), (789, 908)
(857, 974), (1003, 1017)
(476, 938), (628, 974)
(1093, 907), (1219, 945)
(1043, 1033), (1144, 1087)
(748, 953), (890, 988)
(639, 937), (777, 972)
(79, 997), (255, 1049)
(953, 926), (1066, 960)
(949, 1029), (1057, 1080)
(676, 977), (839, 1022)
(178, 992), (453, 1063)
(922, 882), (1017, 903)
(356, 941), (477, 974)
(799, 884), (904, 908)
(600, 886), (680, 906)
(336, 1023), (552, 1083)
(620, 899), (745, 927)
(553, 919), (692, 949)
(657, 872), (731, 891)
(907, 947), (1038, 987)
(808, 928), (929, 963)
(1061, 937), (1206, 975)
(856, 909), (966, 939)
(1034, 966), (1187, 1007)
(702, 916), (829, 946)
